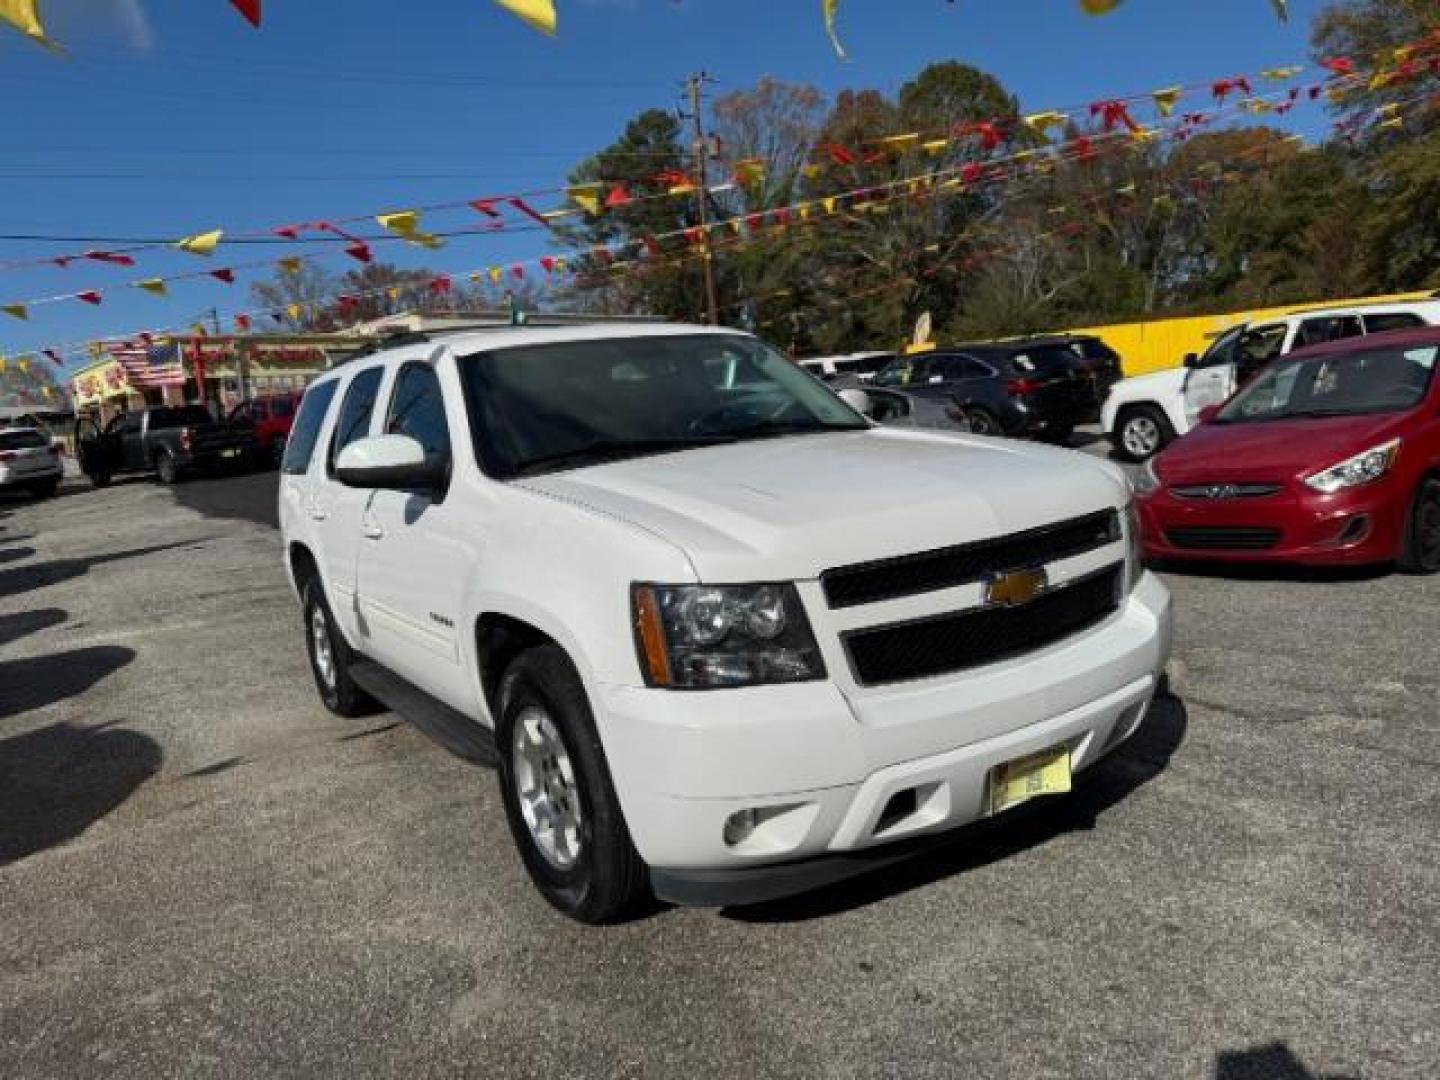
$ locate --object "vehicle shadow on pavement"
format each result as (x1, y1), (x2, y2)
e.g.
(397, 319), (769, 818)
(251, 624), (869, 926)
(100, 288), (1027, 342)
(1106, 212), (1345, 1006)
(171, 471), (280, 530)
(0, 544), (35, 564)
(0, 645), (137, 722)
(0, 540), (199, 602)
(1151, 558), (1393, 584)
(724, 689), (1188, 923)
(0, 606), (67, 648)
(0, 720), (161, 866)
(1214, 1041), (1354, 1079)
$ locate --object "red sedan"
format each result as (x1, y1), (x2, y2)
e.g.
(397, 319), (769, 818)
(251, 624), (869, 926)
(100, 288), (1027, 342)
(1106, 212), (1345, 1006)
(1135, 327), (1440, 573)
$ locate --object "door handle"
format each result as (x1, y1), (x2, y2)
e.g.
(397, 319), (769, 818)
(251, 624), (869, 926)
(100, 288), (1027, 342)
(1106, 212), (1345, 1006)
(361, 519), (384, 540)
(308, 505), (328, 522)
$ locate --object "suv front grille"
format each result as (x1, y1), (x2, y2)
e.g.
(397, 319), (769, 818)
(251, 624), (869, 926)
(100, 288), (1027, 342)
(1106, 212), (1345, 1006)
(842, 565), (1123, 687)
(820, 509), (1118, 609)
(1165, 526), (1280, 550)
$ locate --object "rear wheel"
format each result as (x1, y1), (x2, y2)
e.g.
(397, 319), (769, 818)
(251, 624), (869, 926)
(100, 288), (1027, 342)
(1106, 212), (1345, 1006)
(496, 644), (650, 924)
(28, 479), (60, 499)
(89, 471), (111, 489)
(1113, 405), (1174, 463)
(963, 407), (1001, 437)
(155, 450), (179, 486)
(301, 578), (376, 717)
(1398, 477), (1440, 574)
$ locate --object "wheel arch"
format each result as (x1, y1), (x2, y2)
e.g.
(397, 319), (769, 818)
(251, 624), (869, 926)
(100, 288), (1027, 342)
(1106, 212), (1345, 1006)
(475, 612), (564, 721)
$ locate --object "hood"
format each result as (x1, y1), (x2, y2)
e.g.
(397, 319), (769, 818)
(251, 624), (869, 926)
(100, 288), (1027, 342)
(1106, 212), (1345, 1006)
(1111, 367), (1187, 400)
(1157, 412), (1408, 484)
(516, 428), (1128, 581)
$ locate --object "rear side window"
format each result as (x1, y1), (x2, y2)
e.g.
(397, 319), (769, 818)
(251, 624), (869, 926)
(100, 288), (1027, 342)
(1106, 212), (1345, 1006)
(281, 379), (340, 476)
(1007, 347), (1076, 377)
(327, 368), (385, 474)
(1295, 316), (1363, 349)
(1364, 312), (1424, 335)
(0, 430), (48, 450)
(385, 364), (451, 462)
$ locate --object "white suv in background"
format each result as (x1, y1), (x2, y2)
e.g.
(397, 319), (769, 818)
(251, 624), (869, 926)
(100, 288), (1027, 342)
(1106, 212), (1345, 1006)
(279, 323), (1171, 922)
(1102, 299), (1440, 462)
(0, 426), (63, 498)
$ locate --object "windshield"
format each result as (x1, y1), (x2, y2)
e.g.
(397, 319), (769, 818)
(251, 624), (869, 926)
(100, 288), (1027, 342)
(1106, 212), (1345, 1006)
(458, 334), (868, 478)
(1216, 343), (1437, 424)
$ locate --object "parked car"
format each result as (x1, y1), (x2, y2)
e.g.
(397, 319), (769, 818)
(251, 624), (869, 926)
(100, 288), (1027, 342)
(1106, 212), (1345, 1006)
(76, 404), (259, 487)
(0, 426), (63, 498)
(1135, 327), (1440, 572)
(280, 323), (1170, 922)
(1103, 299), (1440, 462)
(835, 385), (972, 434)
(229, 391), (304, 469)
(871, 342), (1099, 443)
(798, 351), (895, 383)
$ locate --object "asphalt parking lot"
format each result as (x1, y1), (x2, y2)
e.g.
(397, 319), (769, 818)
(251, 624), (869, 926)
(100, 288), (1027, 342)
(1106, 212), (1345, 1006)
(2, 454), (1437, 1079)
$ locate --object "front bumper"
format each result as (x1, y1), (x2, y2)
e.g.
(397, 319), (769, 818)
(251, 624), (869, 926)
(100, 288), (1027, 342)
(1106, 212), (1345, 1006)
(596, 572), (1171, 901)
(1139, 483), (1407, 566)
(0, 462), (62, 488)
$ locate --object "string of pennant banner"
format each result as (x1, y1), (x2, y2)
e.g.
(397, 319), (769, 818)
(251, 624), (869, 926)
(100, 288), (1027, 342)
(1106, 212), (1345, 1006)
(0, 1), (1293, 57)
(6, 45), (1437, 374)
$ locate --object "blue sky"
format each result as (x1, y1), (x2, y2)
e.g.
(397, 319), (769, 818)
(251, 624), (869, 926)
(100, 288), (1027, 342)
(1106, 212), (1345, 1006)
(1, 0), (1330, 370)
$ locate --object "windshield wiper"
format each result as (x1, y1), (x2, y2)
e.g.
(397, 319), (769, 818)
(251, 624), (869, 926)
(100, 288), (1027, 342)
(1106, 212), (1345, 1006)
(708, 419), (866, 441)
(512, 436), (738, 477)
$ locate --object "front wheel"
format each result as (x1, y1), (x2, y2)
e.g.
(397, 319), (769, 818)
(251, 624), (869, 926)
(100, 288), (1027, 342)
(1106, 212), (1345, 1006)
(963, 407), (1002, 437)
(1113, 405), (1174, 463)
(89, 471), (111, 489)
(497, 644), (650, 924)
(1398, 477), (1440, 574)
(302, 579), (377, 717)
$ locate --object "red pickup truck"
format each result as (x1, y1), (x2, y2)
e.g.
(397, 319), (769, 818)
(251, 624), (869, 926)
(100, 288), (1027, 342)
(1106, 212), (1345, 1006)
(228, 392), (303, 469)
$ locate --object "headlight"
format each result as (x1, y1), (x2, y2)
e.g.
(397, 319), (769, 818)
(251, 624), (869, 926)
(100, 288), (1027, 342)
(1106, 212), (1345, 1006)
(1121, 499), (1145, 594)
(1303, 438), (1401, 494)
(1132, 457), (1161, 496)
(631, 583), (826, 689)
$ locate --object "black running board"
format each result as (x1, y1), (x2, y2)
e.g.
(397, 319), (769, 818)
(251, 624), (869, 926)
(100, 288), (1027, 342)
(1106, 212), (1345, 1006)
(350, 659), (497, 766)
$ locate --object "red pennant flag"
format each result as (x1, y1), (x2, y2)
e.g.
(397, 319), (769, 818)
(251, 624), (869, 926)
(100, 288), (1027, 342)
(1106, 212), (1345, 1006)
(52, 256), (74, 269)
(642, 236), (661, 257)
(85, 250), (135, 266)
(77, 290), (103, 305)
(1320, 57), (1354, 77)
(138, 332), (154, 346)
(826, 144), (857, 166)
(507, 197), (550, 226)
(605, 184), (632, 208)
(961, 162), (984, 185)
(1091, 100), (1140, 133)
(539, 256), (556, 273)
(337, 294), (359, 310)
(274, 224), (303, 240)
(344, 242), (373, 263)
(210, 268), (236, 283)
(234, 314), (251, 331)
(429, 275), (452, 294)
(469, 198), (501, 218)
(591, 246), (614, 265)
(229, 0), (261, 28)
(1212, 76), (1254, 102)
(511, 264), (525, 280)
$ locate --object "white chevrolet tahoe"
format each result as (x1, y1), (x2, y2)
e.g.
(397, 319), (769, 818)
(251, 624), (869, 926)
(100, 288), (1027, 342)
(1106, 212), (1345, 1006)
(279, 323), (1172, 922)
(1102, 299), (1440, 462)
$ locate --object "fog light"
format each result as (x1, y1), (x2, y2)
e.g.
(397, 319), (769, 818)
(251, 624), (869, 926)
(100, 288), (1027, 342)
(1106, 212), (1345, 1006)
(723, 808), (759, 846)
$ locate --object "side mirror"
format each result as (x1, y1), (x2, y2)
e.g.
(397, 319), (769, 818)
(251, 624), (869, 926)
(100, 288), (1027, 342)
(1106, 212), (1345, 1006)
(1196, 404), (1222, 424)
(1182, 352), (1199, 368)
(837, 387), (874, 417)
(335, 434), (445, 492)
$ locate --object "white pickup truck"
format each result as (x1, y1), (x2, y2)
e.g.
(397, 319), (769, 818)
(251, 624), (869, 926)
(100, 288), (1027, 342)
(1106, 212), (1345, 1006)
(1102, 300), (1440, 462)
(280, 323), (1171, 922)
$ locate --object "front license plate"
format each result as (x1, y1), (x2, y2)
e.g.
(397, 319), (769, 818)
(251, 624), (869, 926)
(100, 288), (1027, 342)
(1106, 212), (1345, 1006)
(987, 745), (1072, 815)
(220, 448), (239, 458)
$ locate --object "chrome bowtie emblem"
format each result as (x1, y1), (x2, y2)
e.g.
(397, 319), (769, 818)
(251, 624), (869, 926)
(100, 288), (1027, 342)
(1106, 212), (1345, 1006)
(985, 567), (1049, 608)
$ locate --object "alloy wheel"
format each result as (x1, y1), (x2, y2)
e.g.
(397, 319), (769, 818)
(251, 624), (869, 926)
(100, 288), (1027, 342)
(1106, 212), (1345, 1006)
(511, 706), (584, 871)
(1122, 416), (1162, 459)
(310, 606), (336, 691)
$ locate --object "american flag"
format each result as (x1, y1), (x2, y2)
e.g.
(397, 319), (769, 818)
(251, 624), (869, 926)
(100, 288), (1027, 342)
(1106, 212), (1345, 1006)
(109, 341), (186, 388)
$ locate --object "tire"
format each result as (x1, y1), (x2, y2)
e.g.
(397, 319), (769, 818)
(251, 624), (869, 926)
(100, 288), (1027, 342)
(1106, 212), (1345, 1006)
(301, 578), (377, 718)
(89, 471), (111, 489)
(155, 450), (179, 486)
(496, 645), (650, 924)
(1113, 405), (1174, 463)
(269, 437), (287, 470)
(28, 479), (60, 499)
(1398, 476), (1440, 574)
(963, 407), (1002, 437)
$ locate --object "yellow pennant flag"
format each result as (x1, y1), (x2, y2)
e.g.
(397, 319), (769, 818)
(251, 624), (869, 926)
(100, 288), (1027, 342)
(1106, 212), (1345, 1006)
(387, 287), (401, 300)
(1024, 111), (1067, 137)
(0, 0), (49, 46)
(1115, 182), (1137, 196)
(1131, 126), (1158, 144)
(797, 203), (813, 220)
(1379, 116), (1404, 130)
(1152, 87), (1182, 117)
(493, 0), (556, 36)
(821, 196), (837, 214)
(279, 257), (304, 274)
(879, 133), (920, 149)
(175, 229), (223, 256)
(1369, 71), (1396, 91)
(286, 303), (301, 321)
(2, 303), (27, 320)
(0, 357), (6, 373)
(18, 357), (29, 373)
(88, 341), (103, 358)
(1378, 103), (1402, 119)
(1246, 98), (1275, 115)
(568, 184), (603, 214)
(1261, 66), (1302, 81)
(1079, 0), (1122, 13)
(377, 210), (420, 236)
(488, 267), (503, 284)
(43, 384), (52, 398)
(921, 138), (949, 157)
(137, 278), (168, 297)
(822, 0), (846, 59)
(801, 163), (822, 180)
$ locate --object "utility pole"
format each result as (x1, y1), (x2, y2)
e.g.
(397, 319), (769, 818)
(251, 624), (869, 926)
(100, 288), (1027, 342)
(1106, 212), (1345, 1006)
(685, 71), (721, 326)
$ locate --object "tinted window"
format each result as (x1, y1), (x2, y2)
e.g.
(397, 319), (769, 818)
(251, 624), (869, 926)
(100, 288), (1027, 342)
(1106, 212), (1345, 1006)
(0, 430), (48, 450)
(150, 406), (214, 429)
(108, 413), (142, 435)
(1006, 347), (1077, 377)
(282, 379), (340, 475)
(269, 397), (295, 419)
(327, 368), (384, 474)
(1295, 316), (1363, 350)
(874, 356), (933, 387)
(1364, 312), (1425, 335)
(385, 364), (451, 463)
(1218, 343), (1437, 423)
